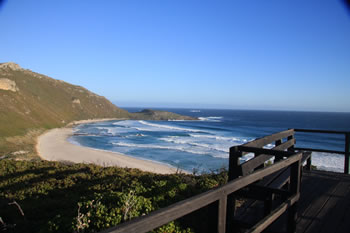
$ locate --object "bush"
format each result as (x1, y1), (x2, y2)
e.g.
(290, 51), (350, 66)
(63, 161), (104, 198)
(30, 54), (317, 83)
(0, 160), (227, 233)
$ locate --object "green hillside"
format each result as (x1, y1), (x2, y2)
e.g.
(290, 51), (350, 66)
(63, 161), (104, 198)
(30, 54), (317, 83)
(0, 62), (131, 158)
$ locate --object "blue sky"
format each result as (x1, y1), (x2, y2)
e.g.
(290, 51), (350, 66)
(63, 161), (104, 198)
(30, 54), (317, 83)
(1, 1), (349, 112)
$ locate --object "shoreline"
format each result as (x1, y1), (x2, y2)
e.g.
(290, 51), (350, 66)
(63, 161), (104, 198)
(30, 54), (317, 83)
(37, 118), (186, 174)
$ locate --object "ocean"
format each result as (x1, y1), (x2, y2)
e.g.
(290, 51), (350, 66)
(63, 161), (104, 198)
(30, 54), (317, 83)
(69, 108), (350, 173)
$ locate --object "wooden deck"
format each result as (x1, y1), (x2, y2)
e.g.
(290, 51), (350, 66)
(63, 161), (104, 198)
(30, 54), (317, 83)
(295, 170), (350, 233)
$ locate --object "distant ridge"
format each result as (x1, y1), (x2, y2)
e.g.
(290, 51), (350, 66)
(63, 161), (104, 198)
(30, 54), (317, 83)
(131, 109), (196, 121)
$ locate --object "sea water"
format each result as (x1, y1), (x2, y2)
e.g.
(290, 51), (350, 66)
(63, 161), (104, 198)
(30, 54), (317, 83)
(69, 108), (350, 173)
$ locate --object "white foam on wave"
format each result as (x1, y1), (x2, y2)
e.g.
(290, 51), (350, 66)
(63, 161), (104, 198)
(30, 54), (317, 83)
(138, 120), (203, 132)
(112, 121), (133, 127)
(190, 110), (201, 112)
(96, 126), (121, 136)
(124, 133), (146, 138)
(189, 134), (246, 143)
(113, 142), (172, 150)
(113, 140), (230, 159)
(312, 152), (343, 172)
(112, 141), (215, 156)
(159, 136), (229, 153)
(112, 121), (157, 132)
(199, 116), (223, 122)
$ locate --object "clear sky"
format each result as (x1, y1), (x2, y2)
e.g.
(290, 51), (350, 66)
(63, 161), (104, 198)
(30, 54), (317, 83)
(1, 1), (349, 112)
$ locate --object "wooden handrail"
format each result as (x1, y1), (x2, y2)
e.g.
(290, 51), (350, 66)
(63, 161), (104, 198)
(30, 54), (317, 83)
(293, 129), (350, 174)
(239, 129), (294, 155)
(294, 128), (349, 135)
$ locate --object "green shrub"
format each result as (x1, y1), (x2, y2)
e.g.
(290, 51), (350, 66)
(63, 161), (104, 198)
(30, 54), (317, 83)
(0, 160), (227, 233)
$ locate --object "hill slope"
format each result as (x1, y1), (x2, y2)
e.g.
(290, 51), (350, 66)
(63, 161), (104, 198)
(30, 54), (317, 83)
(0, 62), (131, 137)
(0, 62), (131, 157)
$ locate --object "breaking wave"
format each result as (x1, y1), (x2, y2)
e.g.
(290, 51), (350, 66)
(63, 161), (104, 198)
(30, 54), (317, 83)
(199, 116), (223, 122)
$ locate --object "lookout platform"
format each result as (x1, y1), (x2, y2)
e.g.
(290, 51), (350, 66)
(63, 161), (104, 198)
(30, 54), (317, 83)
(295, 170), (350, 233)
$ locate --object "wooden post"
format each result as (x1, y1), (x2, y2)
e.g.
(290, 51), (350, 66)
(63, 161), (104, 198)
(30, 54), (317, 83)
(287, 135), (295, 152)
(256, 152), (265, 171)
(228, 146), (241, 181)
(306, 157), (312, 171)
(218, 196), (227, 233)
(344, 133), (349, 174)
(274, 139), (282, 163)
(287, 158), (301, 233)
(264, 194), (274, 216)
(275, 139), (282, 147)
(227, 146), (241, 233)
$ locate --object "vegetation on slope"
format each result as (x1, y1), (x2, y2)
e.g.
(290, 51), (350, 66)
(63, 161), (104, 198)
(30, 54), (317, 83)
(131, 109), (196, 121)
(0, 160), (227, 233)
(0, 63), (130, 158)
(0, 63), (130, 137)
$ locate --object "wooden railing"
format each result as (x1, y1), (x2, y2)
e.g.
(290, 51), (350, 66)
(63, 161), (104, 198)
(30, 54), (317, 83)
(100, 129), (303, 233)
(292, 129), (350, 174)
(228, 129), (307, 233)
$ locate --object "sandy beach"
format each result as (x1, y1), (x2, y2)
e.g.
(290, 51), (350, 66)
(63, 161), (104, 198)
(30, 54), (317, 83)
(37, 119), (183, 174)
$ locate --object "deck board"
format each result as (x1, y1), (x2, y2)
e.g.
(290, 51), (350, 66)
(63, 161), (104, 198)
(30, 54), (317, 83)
(296, 170), (350, 233)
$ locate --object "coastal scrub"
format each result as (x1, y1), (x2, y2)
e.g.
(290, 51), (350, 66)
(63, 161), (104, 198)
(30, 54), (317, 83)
(0, 160), (227, 233)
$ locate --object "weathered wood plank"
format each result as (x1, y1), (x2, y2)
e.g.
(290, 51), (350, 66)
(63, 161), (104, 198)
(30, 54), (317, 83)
(233, 157), (301, 230)
(344, 133), (350, 174)
(241, 139), (296, 176)
(296, 172), (341, 233)
(287, 158), (301, 233)
(307, 177), (350, 233)
(238, 129), (294, 154)
(229, 146), (243, 180)
(218, 196), (227, 233)
(238, 146), (295, 157)
(334, 183), (350, 233)
(301, 152), (312, 171)
(241, 154), (273, 176)
(222, 153), (301, 195)
(246, 194), (300, 233)
(294, 128), (349, 135)
(297, 171), (323, 213)
(269, 167), (290, 189)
